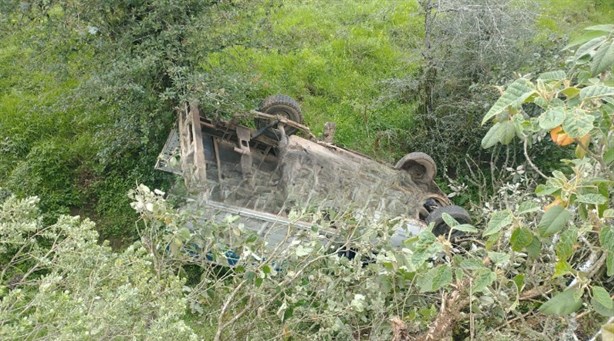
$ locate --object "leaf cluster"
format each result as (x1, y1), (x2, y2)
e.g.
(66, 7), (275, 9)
(479, 23), (614, 335)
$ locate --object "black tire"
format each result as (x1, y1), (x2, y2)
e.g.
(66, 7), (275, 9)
(256, 95), (303, 136)
(425, 205), (472, 237)
(394, 152), (437, 183)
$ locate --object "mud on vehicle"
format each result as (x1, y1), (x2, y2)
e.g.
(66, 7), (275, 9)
(155, 95), (471, 256)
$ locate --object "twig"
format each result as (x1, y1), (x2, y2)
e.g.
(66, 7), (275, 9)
(216, 295), (254, 337)
(469, 277), (475, 341)
(520, 285), (553, 301)
(495, 310), (535, 331)
(213, 279), (248, 341)
(523, 138), (548, 179)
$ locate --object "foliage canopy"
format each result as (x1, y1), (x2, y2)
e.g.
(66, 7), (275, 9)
(1, 1), (614, 339)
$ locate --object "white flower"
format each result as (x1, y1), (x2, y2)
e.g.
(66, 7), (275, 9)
(351, 294), (366, 312)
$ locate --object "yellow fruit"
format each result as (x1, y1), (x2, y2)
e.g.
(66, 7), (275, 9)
(550, 126), (574, 146)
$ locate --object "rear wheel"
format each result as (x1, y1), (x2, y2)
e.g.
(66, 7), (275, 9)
(256, 95), (303, 136)
(426, 205), (472, 237)
(395, 152), (436, 184)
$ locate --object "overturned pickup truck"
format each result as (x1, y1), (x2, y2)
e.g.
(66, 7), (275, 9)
(155, 95), (471, 250)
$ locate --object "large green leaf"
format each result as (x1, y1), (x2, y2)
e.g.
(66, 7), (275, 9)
(440, 214), (477, 235)
(574, 36), (606, 60)
(537, 70), (566, 81)
(564, 30), (609, 50)
(585, 24), (614, 32)
(481, 122), (503, 149)
(460, 258), (485, 270)
(472, 268), (496, 292)
(592, 286), (613, 309)
(538, 107), (565, 130)
(576, 193), (607, 205)
(526, 237), (542, 258)
(441, 213), (459, 227)
(555, 227), (577, 260)
(562, 109), (594, 138)
(599, 226), (614, 276)
(591, 40), (614, 75)
(592, 286), (614, 317)
(561, 87), (580, 99)
(511, 227), (534, 251)
(591, 299), (614, 317)
(535, 184), (559, 196)
(417, 265), (453, 293)
(538, 288), (583, 315)
(553, 260), (573, 278)
(580, 85), (614, 100)
(517, 201), (540, 215)
(481, 78), (535, 125)
(483, 210), (513, 236)
(481, 120), (516, 149)
(500, 121), (516, 144)
(600, 226), (614, 252)
(487, 252), (510, 267)
(452, 224), (479, 233)
(408, 230), (443, 269)
(537, 205), (571, 237)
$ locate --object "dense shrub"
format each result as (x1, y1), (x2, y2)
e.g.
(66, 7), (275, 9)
(0, 193), (197, 340)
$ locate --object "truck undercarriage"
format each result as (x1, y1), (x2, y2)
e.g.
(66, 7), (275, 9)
(155, 96), (470, 253)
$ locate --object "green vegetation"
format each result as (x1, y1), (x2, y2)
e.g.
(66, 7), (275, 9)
(0, 0), (613, 339)
(0, 194), (197, 340)
(1, 0), (611, 239)
(190, 1), (421, 156)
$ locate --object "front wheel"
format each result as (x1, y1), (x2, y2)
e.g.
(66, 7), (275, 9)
(256, 94), (303, 136)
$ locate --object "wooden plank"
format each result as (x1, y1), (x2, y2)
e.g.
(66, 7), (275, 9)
(177, 103), (192, 188)
(189, 103), (207, 188)
(177, 102), (208, 191)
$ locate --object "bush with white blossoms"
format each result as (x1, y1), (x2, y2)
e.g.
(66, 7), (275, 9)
(0, 192), (198, 341)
